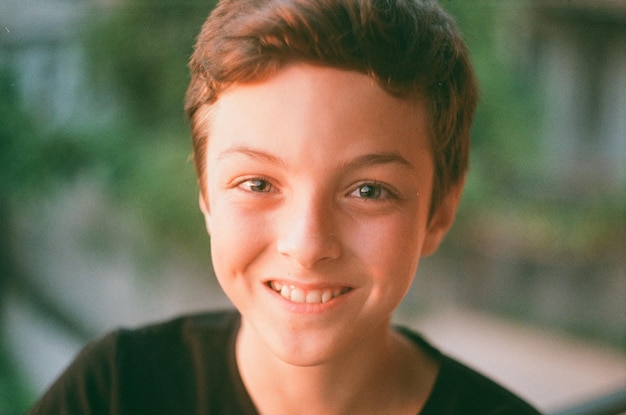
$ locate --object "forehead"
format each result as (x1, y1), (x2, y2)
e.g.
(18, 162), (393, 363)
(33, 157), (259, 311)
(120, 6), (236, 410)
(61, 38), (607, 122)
(206, 64), (432, 167)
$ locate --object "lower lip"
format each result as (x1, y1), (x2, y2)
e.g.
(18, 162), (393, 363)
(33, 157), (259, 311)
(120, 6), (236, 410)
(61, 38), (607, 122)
(264, 284), (352, 314)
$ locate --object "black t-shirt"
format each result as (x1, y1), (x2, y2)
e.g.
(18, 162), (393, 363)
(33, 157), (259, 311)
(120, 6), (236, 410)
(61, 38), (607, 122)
(29, 310), (542, 414)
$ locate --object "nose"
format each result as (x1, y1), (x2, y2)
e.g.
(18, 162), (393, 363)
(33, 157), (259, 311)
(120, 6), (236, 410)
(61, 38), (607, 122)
(276, 193), (342, 268)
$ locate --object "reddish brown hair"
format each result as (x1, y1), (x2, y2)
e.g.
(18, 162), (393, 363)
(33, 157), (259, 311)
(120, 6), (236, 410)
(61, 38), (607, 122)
(185, 0), (478, 217)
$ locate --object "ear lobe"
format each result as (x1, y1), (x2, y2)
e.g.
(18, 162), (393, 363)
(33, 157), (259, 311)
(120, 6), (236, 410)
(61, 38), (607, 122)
(199, 192), (211, 235)
(421, 182), (464, 257)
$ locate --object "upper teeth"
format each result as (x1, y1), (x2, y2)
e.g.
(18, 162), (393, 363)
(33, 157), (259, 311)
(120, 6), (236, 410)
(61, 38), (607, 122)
(270, 281), (347, 304)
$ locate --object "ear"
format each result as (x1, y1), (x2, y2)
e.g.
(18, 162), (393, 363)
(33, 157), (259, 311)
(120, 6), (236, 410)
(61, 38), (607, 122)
(421, 180), (464, 257)
(199, 191), (211, 235)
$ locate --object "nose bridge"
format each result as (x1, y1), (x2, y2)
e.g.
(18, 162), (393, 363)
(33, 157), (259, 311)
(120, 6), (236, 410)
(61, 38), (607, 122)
(276, 188), (341, 267)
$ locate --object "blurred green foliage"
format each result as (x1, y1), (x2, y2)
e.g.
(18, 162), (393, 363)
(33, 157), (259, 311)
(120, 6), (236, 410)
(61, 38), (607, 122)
(84, 0), (217, 126)
(0, 70), (90, 196)
(444, 1), (544, 203)
(78, 0), (218, 256)
(1, 4), (216, 410)
(0, 330), (32, 415)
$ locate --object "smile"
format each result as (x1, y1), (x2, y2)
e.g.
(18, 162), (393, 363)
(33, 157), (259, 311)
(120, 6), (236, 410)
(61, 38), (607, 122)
(269, 281), (351, 304)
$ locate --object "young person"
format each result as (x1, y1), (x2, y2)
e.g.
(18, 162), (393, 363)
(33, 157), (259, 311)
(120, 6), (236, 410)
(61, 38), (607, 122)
(30, 0), (542, 413)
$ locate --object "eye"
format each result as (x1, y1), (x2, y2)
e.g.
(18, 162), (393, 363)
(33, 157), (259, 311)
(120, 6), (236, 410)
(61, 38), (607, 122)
(239, 178), (273, 193)
(350, 183), (390, 200)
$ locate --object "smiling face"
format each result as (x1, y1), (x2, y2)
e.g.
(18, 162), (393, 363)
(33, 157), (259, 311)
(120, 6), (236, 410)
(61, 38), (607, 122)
(200, 64), (460, 366)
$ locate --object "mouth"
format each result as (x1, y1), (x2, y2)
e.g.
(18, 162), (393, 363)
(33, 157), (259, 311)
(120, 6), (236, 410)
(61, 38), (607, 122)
(268, 281), (351, 304)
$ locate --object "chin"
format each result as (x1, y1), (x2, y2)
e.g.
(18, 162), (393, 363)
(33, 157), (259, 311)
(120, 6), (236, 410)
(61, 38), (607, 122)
(261, 324), (349, 368)
(272, 344), (337, 368)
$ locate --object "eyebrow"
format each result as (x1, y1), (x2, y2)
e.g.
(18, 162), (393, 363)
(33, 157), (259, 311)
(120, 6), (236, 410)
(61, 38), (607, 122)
(217, 146), (414, 171)
(217, 146), (286, 167)
(343, 152), (414, 171)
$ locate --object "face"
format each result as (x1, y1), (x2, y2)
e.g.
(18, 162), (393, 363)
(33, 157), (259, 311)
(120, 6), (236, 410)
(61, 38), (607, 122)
(200, 64), (459, 366)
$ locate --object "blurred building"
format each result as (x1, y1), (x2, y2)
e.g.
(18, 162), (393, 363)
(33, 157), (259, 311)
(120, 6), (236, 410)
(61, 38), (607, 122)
(0, 0), (97, 127)
(445, 0), (626, 345)
(532, 0), (626, 193)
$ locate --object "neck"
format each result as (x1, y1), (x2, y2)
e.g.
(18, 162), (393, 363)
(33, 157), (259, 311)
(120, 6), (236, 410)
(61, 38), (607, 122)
(235, 318), (438, 415)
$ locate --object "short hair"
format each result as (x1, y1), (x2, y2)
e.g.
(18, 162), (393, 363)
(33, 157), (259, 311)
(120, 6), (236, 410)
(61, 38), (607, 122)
(185, 0), (478, 218)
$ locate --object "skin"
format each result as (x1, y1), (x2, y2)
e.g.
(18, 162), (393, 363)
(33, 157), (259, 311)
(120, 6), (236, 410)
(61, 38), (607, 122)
(199, 63), (463, 414)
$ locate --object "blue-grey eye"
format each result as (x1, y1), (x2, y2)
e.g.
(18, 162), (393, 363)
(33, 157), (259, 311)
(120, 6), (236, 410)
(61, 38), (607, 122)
(245, 179), (272, 192)
(357, 184), (382, 199)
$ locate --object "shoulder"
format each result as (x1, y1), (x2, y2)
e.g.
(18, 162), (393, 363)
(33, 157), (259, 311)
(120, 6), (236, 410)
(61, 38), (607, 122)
(29, 309), (244, 415)
(397, 326), (543, 415)
(112, 309), (240, 373)
(424, 354), (542, 414)
(115, 308), (240, 352)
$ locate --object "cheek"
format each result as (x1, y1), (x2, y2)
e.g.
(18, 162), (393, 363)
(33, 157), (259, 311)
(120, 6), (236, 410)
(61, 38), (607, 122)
(209, 203), (270, 278)
(347, 213), (425, 283)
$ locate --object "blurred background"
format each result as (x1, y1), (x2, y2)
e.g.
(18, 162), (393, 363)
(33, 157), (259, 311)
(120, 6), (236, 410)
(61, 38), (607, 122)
(1, 0), (624, 413)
